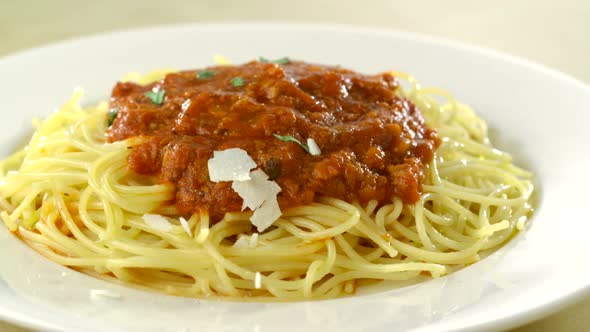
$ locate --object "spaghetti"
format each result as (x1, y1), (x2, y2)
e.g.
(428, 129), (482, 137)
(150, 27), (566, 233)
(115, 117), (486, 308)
(0, 63), (534, 300)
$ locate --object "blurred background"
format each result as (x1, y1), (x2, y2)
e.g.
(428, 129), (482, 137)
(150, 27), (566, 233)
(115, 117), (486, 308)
(1, 0), (588, 331)
(2, 0), (590, 83)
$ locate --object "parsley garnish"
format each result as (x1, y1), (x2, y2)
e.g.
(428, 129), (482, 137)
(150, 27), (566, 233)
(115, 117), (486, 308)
(231, 77), (245, 87)
(106, 107), (118, 127)
(273, 57), (290, 65)
(197, 70), (217, 79)
(258, 56), (290, 65)
(145, 90), (166, 105)
(273, 134), (310, 153)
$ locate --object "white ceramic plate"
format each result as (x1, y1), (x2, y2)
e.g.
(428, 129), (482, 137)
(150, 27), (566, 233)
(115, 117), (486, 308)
(0, 23), (589, 332)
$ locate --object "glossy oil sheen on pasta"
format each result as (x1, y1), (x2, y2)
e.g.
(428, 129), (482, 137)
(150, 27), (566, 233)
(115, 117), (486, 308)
(0, 60), (534, 300)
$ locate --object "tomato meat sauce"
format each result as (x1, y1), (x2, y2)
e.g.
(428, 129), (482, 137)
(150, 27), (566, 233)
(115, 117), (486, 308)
(107, 60), (440, 221)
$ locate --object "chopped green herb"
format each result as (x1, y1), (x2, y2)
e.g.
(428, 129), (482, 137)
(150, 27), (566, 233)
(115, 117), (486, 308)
(273, 57), (290, 65)
(106, 107), (118, 127)
(145, 90), (166, 105)
(231, 77), (245, 87)
(265, 157), (282, 181)
(197, 70), (217, 79)
(273, 134), (310, 153)
(258, 56), (290, 65)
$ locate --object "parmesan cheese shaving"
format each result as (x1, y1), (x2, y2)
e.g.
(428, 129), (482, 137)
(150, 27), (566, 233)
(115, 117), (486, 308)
(207, 148), (257, 182)
(233, 233), (259, 249)
(307, 138), (321, 156)
(233, 235), (250, 248)
(179, 216), (192, 237)
(143, 214), (172, 232)
(254, 272), (262, 289)
(208, 148), (283, 232)
(231, 169), (282, 231)
(250, 196), (281, 232)
(231, 169), (281, 211)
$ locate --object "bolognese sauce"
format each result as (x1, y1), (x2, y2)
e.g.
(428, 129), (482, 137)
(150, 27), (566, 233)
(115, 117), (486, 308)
(106, 60), (440, 220)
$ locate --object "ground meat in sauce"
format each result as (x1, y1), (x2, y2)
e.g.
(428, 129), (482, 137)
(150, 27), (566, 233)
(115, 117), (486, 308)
(106, 60), (440, 221)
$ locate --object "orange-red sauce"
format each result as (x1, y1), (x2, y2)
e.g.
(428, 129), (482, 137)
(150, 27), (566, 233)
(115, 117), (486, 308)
(107, 60), (440, 220)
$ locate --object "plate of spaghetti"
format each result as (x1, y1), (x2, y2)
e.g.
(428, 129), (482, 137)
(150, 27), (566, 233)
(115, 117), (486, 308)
(0, 23), (588, 332)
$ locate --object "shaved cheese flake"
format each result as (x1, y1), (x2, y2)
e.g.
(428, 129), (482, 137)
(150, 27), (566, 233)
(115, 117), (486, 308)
(251, 196), (281, 232)
(232, 169), (281, 211)
(208, 148), (257, 182)
(233, 235), (250, 248)
(179, 216), (192, 237)
(143, 214), (172, 232)
(307, 138), (321, 156)
(233, 233), (259, 249)
(254, 272), (262, 289)
(208, 149), (283, 232)
(232, 233), (258, 249)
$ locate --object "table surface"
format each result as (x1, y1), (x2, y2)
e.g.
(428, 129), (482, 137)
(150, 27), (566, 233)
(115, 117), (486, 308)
(0, 0), (588, 331)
